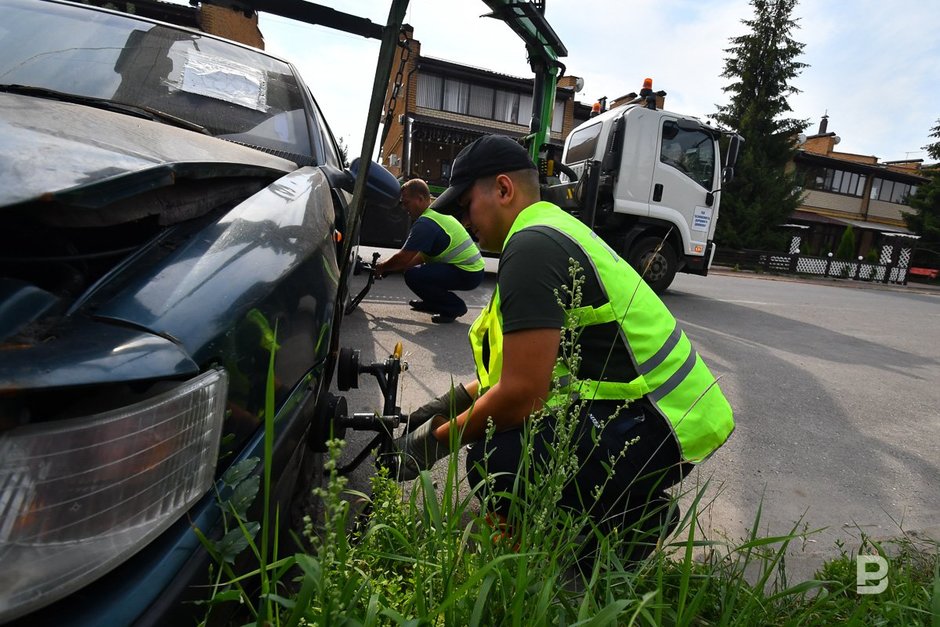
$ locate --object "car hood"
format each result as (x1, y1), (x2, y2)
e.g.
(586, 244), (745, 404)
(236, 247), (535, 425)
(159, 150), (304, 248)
(0, 92), (298, 208)
(0, 316), (199, 392)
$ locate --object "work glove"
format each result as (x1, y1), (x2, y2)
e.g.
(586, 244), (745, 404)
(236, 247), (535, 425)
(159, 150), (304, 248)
(407, 383), (473, 428)
(389, 415), (450, 482)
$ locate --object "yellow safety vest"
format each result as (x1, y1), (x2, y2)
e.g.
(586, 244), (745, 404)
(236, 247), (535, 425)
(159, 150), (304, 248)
(468, 201), (734, 463)
(421, 209), (484, 272)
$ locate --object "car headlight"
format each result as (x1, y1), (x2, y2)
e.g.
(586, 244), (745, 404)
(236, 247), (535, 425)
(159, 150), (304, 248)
(0, 369), (228, 622)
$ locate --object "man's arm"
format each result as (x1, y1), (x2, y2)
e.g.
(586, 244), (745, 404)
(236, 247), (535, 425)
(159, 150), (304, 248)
(375, 248), (425, 275)
(434, 327), (560, 444)
(375, 218), (441, 275)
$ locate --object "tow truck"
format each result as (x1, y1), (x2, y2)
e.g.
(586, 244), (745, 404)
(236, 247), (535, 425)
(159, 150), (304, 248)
(421, 3), (745, 293)
(545, 97), (744, 292)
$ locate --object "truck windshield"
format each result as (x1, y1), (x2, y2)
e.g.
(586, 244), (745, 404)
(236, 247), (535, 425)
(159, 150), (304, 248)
(1, 0), (314, 160)
(660, 120), (715, 190)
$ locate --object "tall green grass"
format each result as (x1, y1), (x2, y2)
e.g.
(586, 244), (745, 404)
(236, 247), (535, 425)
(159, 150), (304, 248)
(279, 441), (937, 626)
(197, 265), (939, 626)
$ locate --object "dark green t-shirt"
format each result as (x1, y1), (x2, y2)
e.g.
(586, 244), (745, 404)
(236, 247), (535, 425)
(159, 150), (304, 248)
(497, 226), (639, 384)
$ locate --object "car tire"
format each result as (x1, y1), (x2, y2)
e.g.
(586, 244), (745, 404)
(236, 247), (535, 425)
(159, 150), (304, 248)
(629, 236), (678, 294)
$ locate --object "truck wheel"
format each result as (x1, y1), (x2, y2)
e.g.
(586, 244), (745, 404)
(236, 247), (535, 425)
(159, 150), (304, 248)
(630, 237), (677, 294)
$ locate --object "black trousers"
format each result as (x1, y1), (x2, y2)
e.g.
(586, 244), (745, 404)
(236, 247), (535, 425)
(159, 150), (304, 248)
(403, 263), (483, 318)
(465, 399), (692, 539)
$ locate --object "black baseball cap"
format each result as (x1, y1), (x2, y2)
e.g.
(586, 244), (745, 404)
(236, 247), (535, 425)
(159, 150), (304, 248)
(430, 134), (537, 215)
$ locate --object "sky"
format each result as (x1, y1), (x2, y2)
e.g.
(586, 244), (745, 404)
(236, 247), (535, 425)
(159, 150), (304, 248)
(188, 1), (940, 164)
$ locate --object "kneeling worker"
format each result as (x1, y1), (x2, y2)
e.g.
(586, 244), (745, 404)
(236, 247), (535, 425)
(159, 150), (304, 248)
(375, 178), (484, 324)
(391, 135), (735, 556)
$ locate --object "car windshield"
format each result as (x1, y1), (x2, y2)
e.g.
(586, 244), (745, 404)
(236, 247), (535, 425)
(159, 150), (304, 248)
(1, 0), (314, 159)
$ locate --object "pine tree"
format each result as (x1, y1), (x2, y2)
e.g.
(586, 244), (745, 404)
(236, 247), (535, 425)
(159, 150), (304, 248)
(922, 118), (940, 161)
(904, 176), (940, 246)
(337, 136), (350, 168)
(904, 119), (940, 249)
(712, 0), (808, 251)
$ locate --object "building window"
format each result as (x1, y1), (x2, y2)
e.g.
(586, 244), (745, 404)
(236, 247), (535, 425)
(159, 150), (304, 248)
(804, 165), (867, 197)
(870, 177), (917, 205)
(840, 172), (858, 195)
(442, 78), (469, 113)
(468, 84), (494, 118)
(417, 74), (442, 108)
(419, 73), (542, 126)
(519, 93), (533, 125)
(551, 100), (564, 133)
(494, 90), (519, 123)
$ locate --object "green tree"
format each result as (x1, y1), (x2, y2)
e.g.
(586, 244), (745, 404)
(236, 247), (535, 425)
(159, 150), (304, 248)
(921, 118), (940, 161)
(712, 0), (808, 251)
(903, 176), (940, 248)
(337, 136), (350, 168)
(835, 225), (856, 260)
(903, 119), (940, 250)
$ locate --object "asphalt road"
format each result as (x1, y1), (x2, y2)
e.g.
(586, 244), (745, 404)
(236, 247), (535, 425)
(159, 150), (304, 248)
(331, 249), (940, 577)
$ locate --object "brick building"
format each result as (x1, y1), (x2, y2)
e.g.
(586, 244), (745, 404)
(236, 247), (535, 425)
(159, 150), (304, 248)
(789, 115), (927, 257)
(81, 0), (263, 49)
(377, 25), (589, 190)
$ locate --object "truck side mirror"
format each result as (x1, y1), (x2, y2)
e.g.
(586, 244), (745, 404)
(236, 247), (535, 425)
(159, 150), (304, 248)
(726, 133), (744, 169)
(722, 133), (744, 183)
(601, 116), (625, 173)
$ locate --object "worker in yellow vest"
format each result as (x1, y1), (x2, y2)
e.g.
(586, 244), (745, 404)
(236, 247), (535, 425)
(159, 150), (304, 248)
(375, 178), (484, 323)
(391, 135), (734, 557)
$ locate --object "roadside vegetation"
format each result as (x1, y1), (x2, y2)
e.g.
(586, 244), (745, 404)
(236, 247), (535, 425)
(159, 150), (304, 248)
(194, 265), (939, 626)
(198, 437), (939, 626)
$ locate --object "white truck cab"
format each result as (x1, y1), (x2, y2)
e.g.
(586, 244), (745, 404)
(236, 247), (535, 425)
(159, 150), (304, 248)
(547, 103), (742, 292)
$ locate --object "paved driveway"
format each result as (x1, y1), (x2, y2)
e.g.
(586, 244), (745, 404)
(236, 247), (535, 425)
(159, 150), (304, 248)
(332, 250), (940, 577)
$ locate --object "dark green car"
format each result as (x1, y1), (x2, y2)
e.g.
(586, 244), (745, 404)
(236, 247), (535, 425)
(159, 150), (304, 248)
(0, 1), (398, 623)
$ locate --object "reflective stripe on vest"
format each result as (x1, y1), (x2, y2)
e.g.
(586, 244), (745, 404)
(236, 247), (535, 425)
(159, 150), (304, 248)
(467, 201), (734, 463)
(421, 209), (484, 272)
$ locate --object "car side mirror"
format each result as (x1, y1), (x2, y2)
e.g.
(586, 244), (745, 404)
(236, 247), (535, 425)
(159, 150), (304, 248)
(347, 158), (400, 212)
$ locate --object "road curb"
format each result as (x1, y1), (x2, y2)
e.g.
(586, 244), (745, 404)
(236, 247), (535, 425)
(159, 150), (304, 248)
(708, 266), (940, 296)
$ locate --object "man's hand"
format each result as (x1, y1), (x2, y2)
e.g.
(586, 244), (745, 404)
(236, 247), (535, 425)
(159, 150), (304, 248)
(372, 249), (424, 277)
(407, 383), (474, 428)
(388, 415), (449, 481)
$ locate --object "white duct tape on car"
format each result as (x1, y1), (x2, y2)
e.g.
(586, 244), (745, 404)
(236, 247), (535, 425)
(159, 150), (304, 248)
(179, 51), (268, 112)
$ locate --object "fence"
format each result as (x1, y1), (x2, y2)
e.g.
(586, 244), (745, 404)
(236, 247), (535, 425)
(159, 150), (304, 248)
(714, 248), (911, 284)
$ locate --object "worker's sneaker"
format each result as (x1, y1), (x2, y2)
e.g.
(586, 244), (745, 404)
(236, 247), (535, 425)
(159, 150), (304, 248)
(409, 299), (436, 312)
(431, 314), (456, 324)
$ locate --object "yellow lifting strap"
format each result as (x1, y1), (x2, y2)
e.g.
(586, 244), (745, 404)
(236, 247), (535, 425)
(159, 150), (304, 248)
(564, 302), (617, 327)
(555, 374), (651, 402)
